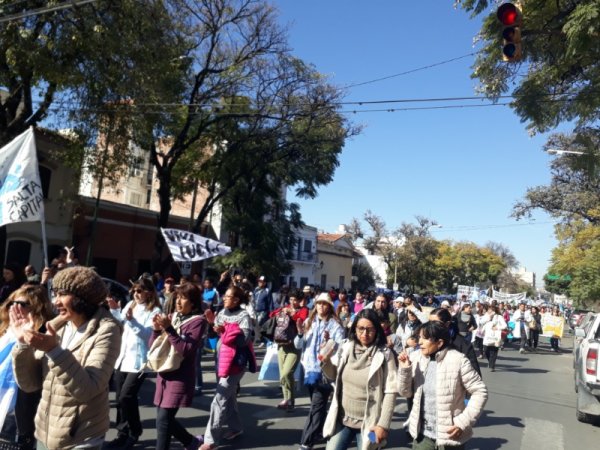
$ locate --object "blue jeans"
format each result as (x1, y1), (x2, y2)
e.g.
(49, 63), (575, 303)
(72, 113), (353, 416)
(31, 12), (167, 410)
(326, 424), (363, 450)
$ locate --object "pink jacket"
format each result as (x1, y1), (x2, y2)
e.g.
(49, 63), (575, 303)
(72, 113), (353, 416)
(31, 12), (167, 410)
(217, 322), (257, 378)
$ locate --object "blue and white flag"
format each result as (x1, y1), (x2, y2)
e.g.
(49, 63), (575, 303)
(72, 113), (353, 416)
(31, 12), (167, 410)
(0, 128), (45, 227)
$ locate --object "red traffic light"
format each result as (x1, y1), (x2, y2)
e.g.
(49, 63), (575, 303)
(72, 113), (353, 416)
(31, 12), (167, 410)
(497, 3), (520, 26)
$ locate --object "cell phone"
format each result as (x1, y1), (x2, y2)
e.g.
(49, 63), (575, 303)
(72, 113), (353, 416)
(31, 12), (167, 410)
(368, 431), (377, 443)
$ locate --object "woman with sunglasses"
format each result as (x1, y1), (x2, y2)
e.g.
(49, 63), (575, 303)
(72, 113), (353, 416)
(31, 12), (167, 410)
(320, 308), (398, 450)
(0, 286), (53, 450)
(297, 293), (345, 450)
(9, 266), (122, 450)
(105, 278), (162, 449)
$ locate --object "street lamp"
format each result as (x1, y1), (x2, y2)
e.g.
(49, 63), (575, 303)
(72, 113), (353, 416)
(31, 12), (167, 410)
(546, 148), (585, 156)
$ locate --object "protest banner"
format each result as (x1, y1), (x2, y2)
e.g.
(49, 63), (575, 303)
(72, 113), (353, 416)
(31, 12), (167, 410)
(541, 314), (565, 338)
(492, 290), (526, 304)
(0, 127), (48, 265)
(161, 228), (231, 262)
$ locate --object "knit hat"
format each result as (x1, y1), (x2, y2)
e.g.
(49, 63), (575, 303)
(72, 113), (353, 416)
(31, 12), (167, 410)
(315, 292), (334, 309)
(52, 266), (107, 306)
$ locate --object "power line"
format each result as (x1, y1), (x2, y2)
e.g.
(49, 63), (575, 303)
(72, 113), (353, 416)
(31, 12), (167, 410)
(344, 53), (477, 89)
(430, 221), (559, 233)
(0, 0), (97, 24)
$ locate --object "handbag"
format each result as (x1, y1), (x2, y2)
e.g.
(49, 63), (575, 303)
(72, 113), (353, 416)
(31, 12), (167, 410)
(261, 316), (277, 341)
(483, 328), (502, 347)
(528, 319), (537, 330)
(144, 315), (199, 373)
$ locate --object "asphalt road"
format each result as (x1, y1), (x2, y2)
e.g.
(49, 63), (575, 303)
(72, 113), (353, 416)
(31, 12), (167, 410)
(105, 333), (600, 449)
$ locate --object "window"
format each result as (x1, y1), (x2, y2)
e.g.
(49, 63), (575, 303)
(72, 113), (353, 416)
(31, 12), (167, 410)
(6, 240), (31, 266)
(288, 276), (295, 288)
(339, 276), (345, 289)
(92, 257), (118, 279)
(146, 189), (152, 204)
(320, 274), (327, 290)
(129, 192), (142, 206)
(300, 277), (308, 288)
(38, 166), (51, 199)
(129, 157), (143, 177)
(303, 239), (312, 253)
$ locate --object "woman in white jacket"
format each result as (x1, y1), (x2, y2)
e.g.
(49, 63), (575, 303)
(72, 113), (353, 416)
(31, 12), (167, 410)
(511, 302), (533, 354)
(398, 321), (487, 449)
(321, 308), (397, 450)
(106, 277), (161, 448)
(481, 306), (507, 371)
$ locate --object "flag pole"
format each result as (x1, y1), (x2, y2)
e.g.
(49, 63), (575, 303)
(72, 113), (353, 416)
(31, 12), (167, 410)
(40, 219), (48, 268)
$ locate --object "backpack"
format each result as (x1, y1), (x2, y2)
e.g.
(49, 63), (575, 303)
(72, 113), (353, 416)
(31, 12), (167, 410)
(274, 312), (297, 344)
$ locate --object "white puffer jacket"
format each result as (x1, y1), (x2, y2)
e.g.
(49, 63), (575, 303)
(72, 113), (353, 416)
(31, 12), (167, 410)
(398, 347), (487, 446)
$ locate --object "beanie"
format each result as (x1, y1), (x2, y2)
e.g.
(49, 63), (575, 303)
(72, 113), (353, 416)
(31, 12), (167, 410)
(52, 266), (107, 306)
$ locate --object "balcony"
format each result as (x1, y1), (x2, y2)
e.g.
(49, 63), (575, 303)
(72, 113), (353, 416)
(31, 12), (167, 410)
(288, 251), (316, 263)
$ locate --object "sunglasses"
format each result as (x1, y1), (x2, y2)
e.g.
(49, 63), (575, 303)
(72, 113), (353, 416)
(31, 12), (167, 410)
(133, 289), (147, 294)
(8, 300), (30, 307)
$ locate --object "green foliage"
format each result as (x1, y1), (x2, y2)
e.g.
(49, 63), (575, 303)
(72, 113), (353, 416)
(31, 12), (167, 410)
(434, 241), (506, 292)
(352, 261), (377, 292)
(458, 0), (600, 134)
(546, 221), (600, 306)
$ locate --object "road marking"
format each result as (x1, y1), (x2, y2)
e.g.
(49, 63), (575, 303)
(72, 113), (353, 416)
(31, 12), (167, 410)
(521, 418), (564, 450)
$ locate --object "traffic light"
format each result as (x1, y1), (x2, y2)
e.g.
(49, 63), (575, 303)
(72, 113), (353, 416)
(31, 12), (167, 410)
(496, 2), (522, 62)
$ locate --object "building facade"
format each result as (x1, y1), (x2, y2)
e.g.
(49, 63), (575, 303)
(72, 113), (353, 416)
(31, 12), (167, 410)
(315, 233), (355, 290)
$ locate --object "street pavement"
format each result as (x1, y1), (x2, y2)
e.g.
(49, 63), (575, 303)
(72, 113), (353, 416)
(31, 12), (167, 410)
(105, 333), (600, 449)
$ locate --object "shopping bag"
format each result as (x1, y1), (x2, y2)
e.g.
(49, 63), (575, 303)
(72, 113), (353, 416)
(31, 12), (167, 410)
(258, 343), (280, 381)
(483, 329), (502, 347)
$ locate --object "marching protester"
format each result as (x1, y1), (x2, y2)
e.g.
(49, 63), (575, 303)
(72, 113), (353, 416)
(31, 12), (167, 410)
(320, 309), (397, 450)
(200, 285), (256, 450)
(106, 278), (162, 449)
(456, 303), (477, 344)
(398, 321), (488, 449)
(428, 308), (481, 376)
(296, 293), (345, 450)
(151, 282), (207, 450)
(481, 306), (507, 372)
(528, 306), (542, 351)
(549, 306), (563, 352)
(10, 266), (122, 450)
(270, 289), (309, 411)
(0, 286), (54, 450)
(511, 302), (533, 354)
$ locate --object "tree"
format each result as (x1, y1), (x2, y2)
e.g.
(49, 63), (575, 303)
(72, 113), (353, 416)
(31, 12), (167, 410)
(135, 0), (354, 269)
(457, 0), (600, 135)
(512, 128), (600, 223)
(0, 0), (185, 144)
(546, 221), (600, 307)
(434, 241), (505, 292)
(352, 260), (377, 293)
(392, 217), (440, 292)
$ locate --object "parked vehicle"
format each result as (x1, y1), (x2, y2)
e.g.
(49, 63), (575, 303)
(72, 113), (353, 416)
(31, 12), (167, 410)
(573, 312), (597, 367)
(573, 313), (600, 424)
(570, 309), (592, 329)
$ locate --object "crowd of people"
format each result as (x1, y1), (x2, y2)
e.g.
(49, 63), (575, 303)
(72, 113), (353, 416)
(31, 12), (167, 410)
(0, 256), (568, 450)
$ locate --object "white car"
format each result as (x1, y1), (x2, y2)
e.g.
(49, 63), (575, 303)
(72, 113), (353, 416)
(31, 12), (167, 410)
(574, 313), (600, 423)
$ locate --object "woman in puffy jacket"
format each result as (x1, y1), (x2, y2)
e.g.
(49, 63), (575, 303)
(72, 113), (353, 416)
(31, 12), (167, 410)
(200, 285), (255, 450)
(321, 309), (397, 450)
(398, 321), (487, 449)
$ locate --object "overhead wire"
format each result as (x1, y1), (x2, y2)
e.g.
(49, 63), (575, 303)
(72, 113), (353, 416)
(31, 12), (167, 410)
(0, 0), (97, 24)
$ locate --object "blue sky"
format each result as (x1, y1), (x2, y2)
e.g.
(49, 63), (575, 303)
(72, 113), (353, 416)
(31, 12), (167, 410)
(276, 0), (558, 284)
